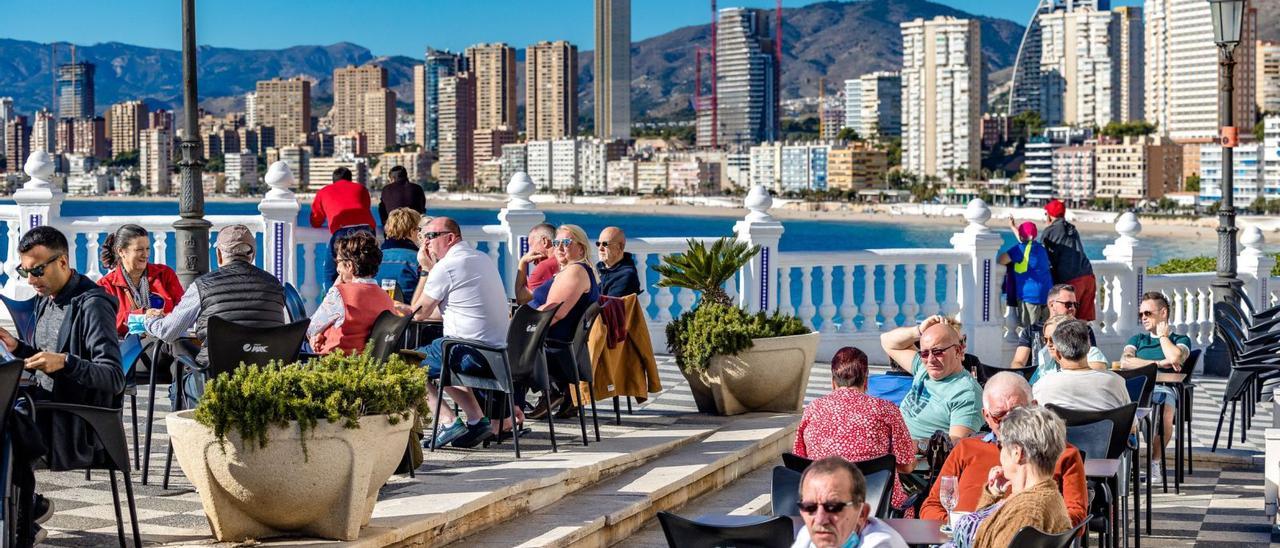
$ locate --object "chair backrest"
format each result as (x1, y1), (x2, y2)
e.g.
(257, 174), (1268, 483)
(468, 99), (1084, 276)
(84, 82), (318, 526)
(771, 465), (802, 516)
(862, 469), (894, 519)
(367, 310), (416, 362)
(505, 304), (560, 385)
(1232, 285), (1257, 317)
(568, 302), (603, 380)
(1045, 402), (1137, 459)
(976, 362), (1037, 385)
(119, 333), (144, 384)
(1114, 363), (1156, 407)
(283, 282), (308, 323)
(1219, 299), (1253, 329)
(1009, 519), (1091, 548)
(206, 316), (309, 378)
(0, 359), (24, 432)
(781, 452), (813, 473)
(0, 294), (37, 343)
(656, 512), (796, 548)
(1064, 420), (1113, 463)
(1183, 348), (1202, 376)
(402, 320), (444, 350)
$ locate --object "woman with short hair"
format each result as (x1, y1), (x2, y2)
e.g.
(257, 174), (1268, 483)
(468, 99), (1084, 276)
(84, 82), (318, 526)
(308, 231), (398, 354)
(376, 207), (423, 303)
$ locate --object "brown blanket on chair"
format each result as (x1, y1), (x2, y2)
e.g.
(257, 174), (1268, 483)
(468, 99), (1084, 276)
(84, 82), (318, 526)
(585, 293), (661, 400)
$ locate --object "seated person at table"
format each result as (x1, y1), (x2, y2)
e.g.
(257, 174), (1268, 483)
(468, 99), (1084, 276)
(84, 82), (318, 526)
(596, 226), (641, 298)
(1024, 314), (1108, 383)
(308, 231), (398, 354)
(144, 225), (284, 404)
(525, 224), (601, 420)
(375, 207), (423, 303)
(1120, 291), (1190, 478)
(514, 222), (560, 305)
(792, 456), (909, 548)
(921, 372), (1087, 527)
(794, 347), (917, 513)
(0, 226), (124, 544)
(944, 406), (1072, 548)
(881, 314), (984, 440)
(1010, 284), (1096, 370)
(97, 223), (184, 337)
(410, 216), (511, 448)
(1032, 319), (1131, 412)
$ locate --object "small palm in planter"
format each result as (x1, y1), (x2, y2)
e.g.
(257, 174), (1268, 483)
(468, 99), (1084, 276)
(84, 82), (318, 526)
(166, 349), (427, 542)
(657, 237), (817, 415)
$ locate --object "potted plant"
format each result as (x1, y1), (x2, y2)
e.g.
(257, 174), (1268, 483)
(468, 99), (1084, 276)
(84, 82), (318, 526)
(658, 237), (817, 415)
(166, 349), (427, 542)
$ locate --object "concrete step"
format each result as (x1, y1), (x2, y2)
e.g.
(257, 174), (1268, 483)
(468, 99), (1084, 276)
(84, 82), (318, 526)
(624, 460), (775, 548)
(446, 413), (797, 548)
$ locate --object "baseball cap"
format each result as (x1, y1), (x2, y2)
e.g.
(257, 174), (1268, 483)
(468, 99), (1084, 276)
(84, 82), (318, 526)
(1045, 199), (1066, 218)
(216, 224), (255, 258)
(1018, 221), (1038, 241)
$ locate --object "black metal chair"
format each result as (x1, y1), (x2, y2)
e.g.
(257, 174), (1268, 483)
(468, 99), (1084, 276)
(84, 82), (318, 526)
(283, 282), (308, 323)
(546, 302), (603, 446)
(656, 511), (794, 548)
(118, 335), (144, 469)
(1047, 402), (1137, 548)
(770, 465), (801, 517)
(432, 304), (559, 458)
(1009, 519), (1091, 548)
(0, 359), (23, 548)
(976, 361), (1037, 385)
(1114, 363), (1156, 407)
(0, 295), (36, 343)
(1210, 308), (1280, 452)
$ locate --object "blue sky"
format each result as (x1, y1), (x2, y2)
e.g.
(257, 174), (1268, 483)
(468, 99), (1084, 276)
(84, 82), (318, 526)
(0, 0), (1140, 57)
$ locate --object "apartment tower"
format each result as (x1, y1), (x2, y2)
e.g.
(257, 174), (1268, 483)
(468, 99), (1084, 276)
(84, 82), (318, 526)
(438, 74), (477, 188)
(901, 17), (984, 179)
(594, 0), (632, 139)
(106, 100), (149, 156)
(414, 49), (466, 151)
(526, 41), (579, 141)
(254, 77), (312, 147)
(465, 44), (518, 131)
(332, 65), (387, 137)
(57, 62), (95, 119)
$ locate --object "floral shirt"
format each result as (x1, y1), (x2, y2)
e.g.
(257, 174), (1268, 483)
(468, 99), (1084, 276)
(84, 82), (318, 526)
(794, 388), (917, 510)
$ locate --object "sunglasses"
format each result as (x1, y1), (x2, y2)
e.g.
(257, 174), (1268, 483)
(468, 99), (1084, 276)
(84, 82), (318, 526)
(920, 343), (959, 359)
(595, 241), (614, 248)
(17, 253), (63, 278)
(1139, 310), (1157, 318)
(422, 231), (452, 242)
(551, 238), (575, 248)
(1054, 300), (1079, 309)
(797, 500), (858, 514)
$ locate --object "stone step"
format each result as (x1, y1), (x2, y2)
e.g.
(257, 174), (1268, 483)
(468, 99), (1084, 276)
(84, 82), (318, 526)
(445, 413), (797, 548)
(625, 459), (776, 548)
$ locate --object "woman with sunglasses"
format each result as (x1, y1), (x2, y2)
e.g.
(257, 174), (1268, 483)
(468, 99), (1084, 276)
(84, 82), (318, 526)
(1026, 314), (1108, 383)
(525, 224), (601, 420)
(97, 224), (185, 337)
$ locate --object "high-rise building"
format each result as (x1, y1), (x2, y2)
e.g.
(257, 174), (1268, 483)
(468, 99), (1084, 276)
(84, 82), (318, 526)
(859, 71), (902, 139)
(224, 151), (258, 195)
(31, 110), (56, 154)
(1200, 142), (1265, 207)
(1051, 144), (1096, 204)
(701, 8), (781, 146)
(106, 101), (149, 156)
(57, 62), (95, 119)
(3, 116), (29, 174)
(148, 110), (174, 132)
(473, 126), (517, 170)
(332, 65), (387, 137)
(0, 97), (13, 156)
(901, 16), (983, 179)
(525, 41), (579, 141)
(594, 0), (631, 140)
(1146, 0), (1256, 141)
(1115, 7), (1144, 122)
(244, 92), (258, 128)
(140, 128), (172, 195)
(363, 88), (397, 154)
(55, 118), (75, 156)
(1259, 41), (1280, 114)
(1094, 135), (1182, 201)
(414, 49), (466, 152)
(72, 117), (107, 159)
(465, 43), (518, 132)
(1038, 8), (1121, 127)
(437, 73), (476, 188)
(1008, 0), (1109, 118)
(254, 77), (312, 147)
(1025, 126), (1093, 203)
(527, 140), (552, 189)
(843, 79), (863, 133)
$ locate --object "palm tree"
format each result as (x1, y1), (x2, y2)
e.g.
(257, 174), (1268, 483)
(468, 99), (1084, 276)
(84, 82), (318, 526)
(655, 237), (760, 307)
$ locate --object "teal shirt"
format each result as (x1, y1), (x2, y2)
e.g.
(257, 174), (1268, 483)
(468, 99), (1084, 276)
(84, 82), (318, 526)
(1126, 333), (1192, 363)
(900, 355), (984, 438)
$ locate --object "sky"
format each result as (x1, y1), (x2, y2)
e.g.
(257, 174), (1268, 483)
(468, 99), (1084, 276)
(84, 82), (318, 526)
(0, 0), (1142, 57)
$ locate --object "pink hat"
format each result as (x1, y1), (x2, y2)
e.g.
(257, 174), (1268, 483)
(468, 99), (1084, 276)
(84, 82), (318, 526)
(1018, 222), (1038, 241)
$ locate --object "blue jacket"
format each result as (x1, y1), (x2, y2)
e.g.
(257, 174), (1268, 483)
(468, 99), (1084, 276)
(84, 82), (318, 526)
(1004, 241), (1052, 305)
(376, 240), (420, 303)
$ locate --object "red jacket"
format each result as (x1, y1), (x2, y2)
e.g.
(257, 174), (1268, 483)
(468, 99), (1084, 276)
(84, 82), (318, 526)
(315, 282), (397, 355)
(310, 179), (376, 234)
(97, 264), (185, 337)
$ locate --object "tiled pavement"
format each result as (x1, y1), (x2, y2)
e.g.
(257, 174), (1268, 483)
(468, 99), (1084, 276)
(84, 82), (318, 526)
(35, 358), (1280, 546)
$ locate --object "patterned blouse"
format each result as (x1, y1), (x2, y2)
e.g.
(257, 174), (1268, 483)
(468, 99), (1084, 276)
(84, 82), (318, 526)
(794, 388), (917, 510)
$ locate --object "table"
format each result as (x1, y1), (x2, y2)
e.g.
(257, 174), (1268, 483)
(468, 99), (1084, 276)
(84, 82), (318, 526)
(1086, 458), (1125, 548)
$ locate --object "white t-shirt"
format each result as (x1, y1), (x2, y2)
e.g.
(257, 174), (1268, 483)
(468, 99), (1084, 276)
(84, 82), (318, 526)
(424, 241), (510, 347)
(1032, 368), (1132, 412)
(791, 517), (909, 548)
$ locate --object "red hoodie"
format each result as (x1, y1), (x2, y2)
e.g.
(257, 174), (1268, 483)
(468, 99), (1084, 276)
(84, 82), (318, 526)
(310, 179), (376, 234)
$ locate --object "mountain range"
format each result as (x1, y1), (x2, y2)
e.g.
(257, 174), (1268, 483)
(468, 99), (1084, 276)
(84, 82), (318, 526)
(0, 0), (1029, 122)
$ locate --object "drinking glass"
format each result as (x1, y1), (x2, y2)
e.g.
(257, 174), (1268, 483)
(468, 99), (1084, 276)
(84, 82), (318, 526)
(939, 475), (959, 529)
(381, 279), (397, 299)
(1111, 360), (1122, 371)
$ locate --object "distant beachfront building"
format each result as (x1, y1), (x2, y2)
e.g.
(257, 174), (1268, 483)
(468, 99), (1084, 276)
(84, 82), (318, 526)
(309, 156), (368, 191)
(526, 41), (579, 141)
(901, 16), (983, 180)
(140, 127), (171, 195)
(376, 151), (429, 185)
(859, 72), (902, 139)
(71, 117), (107, 160)
(31, 110), (55, 155)
(466, 43), (518, 132)
(437, 73), (476, 189)
(57, 62), (95, 119)
(1094, 135), (1181, 202)
(749, 142), (780, 189)
(107, 101), (149, 156)
(266, 145), (311, 192)
(1007, 0), (1108, 120)
(1259, 41), (1280, 115)
(606, 159), (637, 193)
(1026, 126), (1092, 204)
(779, 144), (830, 192)
(1199, 143), (1263, 208)
(4, 115), (29, 174)
(331, 65), (386, 138)
(65, 154), (108, 196)
(224, 151), (259, 196)
(0, 97), (13, 156)
(1037, 8), (1120, 127)
(594, 0), (631, 140)
(255, 77), (312, 147)
(636, 159), (669, 194)
(1051, 145), (1096, 204)
(473, 126), (517, 185)
(499, 143), (527, 185)
(843, 79), (862, 134)
(827, 144), (889, 192)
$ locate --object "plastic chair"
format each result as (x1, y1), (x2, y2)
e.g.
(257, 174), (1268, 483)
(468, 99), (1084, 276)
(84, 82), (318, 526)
(118, 335), (144, 469)
(781, 452), (812, 473)
(546, 303), (603, 446)
(656, 511), (795, 548)
(1009, 519), (1091, 548)
(862, 469), (894, 519)
(432, 304), (559, 458)
(976, 361), (1037, 385)
(1047, 402), (1137, 548)
(366, 309), (417, 363)
(0, 359), (21, 546)
(770, 465), (801, 517)
(1064, 421), (1113, 466)
(1114, 364), (1156, 407)
(283, 282), (308, 323)
(0, 296), (36, 343)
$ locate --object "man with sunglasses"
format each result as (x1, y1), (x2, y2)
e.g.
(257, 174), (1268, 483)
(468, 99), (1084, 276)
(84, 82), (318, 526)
(1120, 291), (1190, 480)
(1009, 284), (1095, 370)
(0, 226), (124, 544)
(595, 227), (640, 298)
(919, 373), (1087, 529)
(792, 456), (908, 548)
(881, 315), (983, 441)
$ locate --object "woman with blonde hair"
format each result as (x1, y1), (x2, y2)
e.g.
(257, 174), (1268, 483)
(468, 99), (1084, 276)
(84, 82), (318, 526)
(527, 224), (600, 419)
(376, 207), (423, 303)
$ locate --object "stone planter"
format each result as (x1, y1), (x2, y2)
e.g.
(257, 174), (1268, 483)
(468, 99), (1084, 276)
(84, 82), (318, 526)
(679, 332), (820, 415)
(166, 409), (413, 542)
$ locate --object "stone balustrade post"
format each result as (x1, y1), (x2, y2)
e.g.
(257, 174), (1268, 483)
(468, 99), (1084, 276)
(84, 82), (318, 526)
(734, 185), (784, 313)
(1102, 212), (1152, 334)
(14, 151), (64, 234)
(948, 199), (1004, 365)
(1237, 226), (1276, 310)
(497, 172), (545, 299)
(258, 161), (301, 285)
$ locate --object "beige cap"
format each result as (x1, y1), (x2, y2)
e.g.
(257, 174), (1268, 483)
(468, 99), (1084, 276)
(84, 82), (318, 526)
(216, 224), (255, 258)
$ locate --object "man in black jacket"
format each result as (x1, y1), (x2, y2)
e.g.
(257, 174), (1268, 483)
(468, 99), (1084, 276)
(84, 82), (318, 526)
(595, 226), (641, 298)
(0, 225), (124, 544)
(1040, 200), (1096, 322)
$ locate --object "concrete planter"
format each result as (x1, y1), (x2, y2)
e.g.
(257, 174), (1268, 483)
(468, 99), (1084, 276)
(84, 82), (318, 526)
(166, 409), (413, 542)
(680, 332), (820, 415)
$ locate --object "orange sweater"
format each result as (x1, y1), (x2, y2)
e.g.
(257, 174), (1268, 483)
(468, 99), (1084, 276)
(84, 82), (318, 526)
(919, 436), (1087, 528)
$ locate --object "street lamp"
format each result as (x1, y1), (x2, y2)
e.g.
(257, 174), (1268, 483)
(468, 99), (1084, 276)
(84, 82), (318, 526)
(1205, 0), (1245, 375)
(175, 0), (211, 286)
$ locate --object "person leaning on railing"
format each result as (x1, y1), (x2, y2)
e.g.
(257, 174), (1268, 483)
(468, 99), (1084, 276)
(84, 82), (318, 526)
(311, 166), (376, 286)
(880, 315), (984, 442)
(308, 230), (398, 354)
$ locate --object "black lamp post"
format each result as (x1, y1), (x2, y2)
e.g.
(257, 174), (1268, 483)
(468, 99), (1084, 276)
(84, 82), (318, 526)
(175, 0), (211, 286)
(1205, 0), (1246, 375)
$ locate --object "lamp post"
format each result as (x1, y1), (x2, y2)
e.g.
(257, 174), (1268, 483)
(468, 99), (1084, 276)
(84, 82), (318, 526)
(175, 0), (211, 286)
(1205, 0), (1246, 375)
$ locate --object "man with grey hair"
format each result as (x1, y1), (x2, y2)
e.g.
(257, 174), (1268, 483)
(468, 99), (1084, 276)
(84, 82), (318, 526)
(1032, 319), (1130, 412)
(514, 222), (559, 303)
(921, 372), (1087, 526)
(792, 456), (908, 548)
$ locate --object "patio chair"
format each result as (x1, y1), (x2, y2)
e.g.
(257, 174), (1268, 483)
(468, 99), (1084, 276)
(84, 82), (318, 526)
(367, 309), (419, 363)
(1047, 402), (1137, 548)
(546, 302), (602, 445)
(1009, 519), (1091, 548)
(118, 335), (144, 469)
(0, 359), (22, 548)
(781, 451), (812, 473)
(976, 361), (1037, 385)
(656, 512), (794, 548)
(0, 296), (36, 343)
(283, 282), (308, 323)
(770, 465), (801, 517)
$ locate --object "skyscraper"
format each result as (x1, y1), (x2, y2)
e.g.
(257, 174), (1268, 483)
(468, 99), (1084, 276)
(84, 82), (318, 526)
(31, 110), (55, 154)
(526, 41), (579, 141)
(1038, 8), (1121, 127)
(1258, 40), (1280, 114)
(3, 116), (28, 174)
(244, 92), (258, 128)
(0, 97), (13, 156)
(438, 73), (476, 188)
(466, 43), (518, 132)
(594, 0), (631, 140)
(414, 49), (466, 152)
(57, 62), (95, 119)
(332, 65), (387, 137)
(1008, 0), (1109, 118)
(72, 117), (107, 159)
(1115, 7), (1144, 122)
(363, 88), (397, 154)
(859, 71), (902, 139)
(107, 100), (149, 156)
(843, 79), (863, 133)
(702, 7), (781, 147)
(140, 127), (172, 195)
(901, 16), (983, 179)
(255, 77), (312, 147)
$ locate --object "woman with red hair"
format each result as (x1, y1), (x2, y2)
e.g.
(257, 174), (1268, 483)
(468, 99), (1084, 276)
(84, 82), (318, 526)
(794, 347), (918, 513)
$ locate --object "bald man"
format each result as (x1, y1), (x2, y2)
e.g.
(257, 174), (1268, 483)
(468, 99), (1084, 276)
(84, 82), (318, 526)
(595, 226), (641, 297)
(881, 315), (984, 440)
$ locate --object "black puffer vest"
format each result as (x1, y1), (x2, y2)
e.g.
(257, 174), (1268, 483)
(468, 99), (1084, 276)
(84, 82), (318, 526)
(193, 260), (286, 365)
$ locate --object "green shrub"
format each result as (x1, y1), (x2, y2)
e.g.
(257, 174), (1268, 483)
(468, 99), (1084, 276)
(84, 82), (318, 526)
(666, 302), (809, 374)
(1147, 254), (1280, 277)
(193, 348), (428, 453)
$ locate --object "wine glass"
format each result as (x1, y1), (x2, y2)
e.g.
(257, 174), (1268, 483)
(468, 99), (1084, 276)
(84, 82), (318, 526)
(938, 475), (959, 530)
